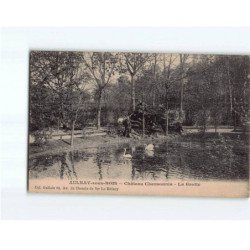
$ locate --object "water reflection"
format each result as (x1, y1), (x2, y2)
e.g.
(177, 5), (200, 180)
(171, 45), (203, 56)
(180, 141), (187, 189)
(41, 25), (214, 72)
(29, 138), (249, 181)
(59, 152), (77, 180)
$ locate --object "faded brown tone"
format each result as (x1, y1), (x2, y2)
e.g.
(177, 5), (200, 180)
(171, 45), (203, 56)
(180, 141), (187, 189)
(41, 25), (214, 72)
(28, 51), (250, 198)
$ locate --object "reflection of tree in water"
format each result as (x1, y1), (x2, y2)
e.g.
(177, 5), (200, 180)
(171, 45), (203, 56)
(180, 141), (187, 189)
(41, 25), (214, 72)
(59, 152), (77, 180)
(131, 146), (170, 180)
(131, 164), (136, 180)
(71, 150), (95, 162)
(97, 156), (103, 180)
(95, 147), (113, 180)
(129, 139), (248, 181)
(29, 154), (59, 171)
(30, 136), (248, 181)
(69, 151), (77, 179)
(176, 137), (248, 180)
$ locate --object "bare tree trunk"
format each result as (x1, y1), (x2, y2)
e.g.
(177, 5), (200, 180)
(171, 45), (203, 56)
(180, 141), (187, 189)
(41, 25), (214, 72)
(131, 74), (136, 111)
(152, 54), (157, 108)
(202, 108), (206, 134)
(57, 119), (60, 134)
(180, 79), (184, 112)
(152, 84), (156, 108)
(180, 54), (184, 113)
(49, 126), (53, 139)
(97, 95), (102, 130)
(229, 75), (236, 130)
(70, 120), (75, 147)
(165, 85), (169, 136)
(165, 109), (169, 136)
(227, 59), (233, 126)
(142, 93), (145, 137)
(163, 54), (170, 136)
(228, 76), (233, 114)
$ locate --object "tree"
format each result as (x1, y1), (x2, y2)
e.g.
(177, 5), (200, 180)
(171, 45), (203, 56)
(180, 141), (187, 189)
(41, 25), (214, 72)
(122, 53), (151, 111)
(29, 51), (62, 134)
(151, 53), (159, 108)
(83, 52), (118, 130)
(102, 75), (131, 120)
(179, 54), (189, 116)
(62, 82), (90, 147)
(29, 51), (90, 146)
(185, 55), (222, 133)
(161, 54), (180, 135)
(221, 55), (249, 128)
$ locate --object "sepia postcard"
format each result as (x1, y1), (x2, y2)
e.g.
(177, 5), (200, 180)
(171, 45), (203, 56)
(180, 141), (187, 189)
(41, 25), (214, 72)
(28, 51), (250, 198)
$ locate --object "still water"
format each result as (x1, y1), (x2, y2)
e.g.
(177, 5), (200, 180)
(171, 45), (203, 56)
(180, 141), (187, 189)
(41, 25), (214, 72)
(29, 139), (249, 182)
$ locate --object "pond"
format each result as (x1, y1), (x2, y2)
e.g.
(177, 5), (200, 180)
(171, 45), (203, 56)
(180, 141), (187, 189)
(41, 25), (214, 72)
(29, 138), (249, 182)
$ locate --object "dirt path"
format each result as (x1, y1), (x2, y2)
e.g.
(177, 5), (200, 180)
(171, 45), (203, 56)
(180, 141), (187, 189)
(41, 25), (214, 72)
(28, 135), (175, 158)
(28, 129), (248, 158)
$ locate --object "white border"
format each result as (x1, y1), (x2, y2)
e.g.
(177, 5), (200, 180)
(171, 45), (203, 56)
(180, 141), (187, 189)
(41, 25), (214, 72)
(1, 0), (250, 26)
(1, 27), (250, 220)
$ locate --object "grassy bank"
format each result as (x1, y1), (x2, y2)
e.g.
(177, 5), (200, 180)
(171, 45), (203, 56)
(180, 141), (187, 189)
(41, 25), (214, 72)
(29, 134), (179, 157)
(29, 129), (249, 158)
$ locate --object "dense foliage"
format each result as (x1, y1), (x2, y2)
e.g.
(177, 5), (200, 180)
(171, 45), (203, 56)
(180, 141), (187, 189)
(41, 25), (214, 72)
(29, 52), (250, 143)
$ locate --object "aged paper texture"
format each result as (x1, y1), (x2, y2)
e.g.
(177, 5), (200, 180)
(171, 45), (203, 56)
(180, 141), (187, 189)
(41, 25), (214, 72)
(28, 51), (250, 198)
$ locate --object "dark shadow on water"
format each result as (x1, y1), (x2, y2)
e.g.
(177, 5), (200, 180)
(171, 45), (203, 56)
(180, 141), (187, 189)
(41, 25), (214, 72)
(29, 137), (249, 181)
(59, 152), (78, 180)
